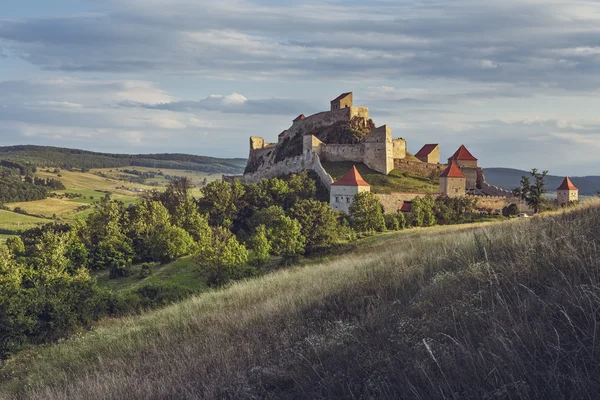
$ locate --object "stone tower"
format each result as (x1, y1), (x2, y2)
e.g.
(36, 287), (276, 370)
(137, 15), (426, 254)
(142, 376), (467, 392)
(448, 144), (478, 168)
(439, 161), (466, 197)
(330, 165), (370, 214)
(557, 176), (578, 205)
(364, 125), (393, 175)
(330, 92), (353, 111)
(415, 144), (440, 164)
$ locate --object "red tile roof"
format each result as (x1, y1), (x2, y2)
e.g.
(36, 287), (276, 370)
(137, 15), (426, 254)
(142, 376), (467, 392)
(331, 92), (352, 103)
(439, 161), (465, 178)
(293, 114), (305, 122)
(557, 176), (578, 191)
(332, 165), (370, 187)
(449, 144), (478, 161)
(400, 202), (411, 213)
(415, 144), (439, 158)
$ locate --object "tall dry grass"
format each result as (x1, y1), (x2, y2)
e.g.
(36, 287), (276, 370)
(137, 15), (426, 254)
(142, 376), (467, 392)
(2, 203), (600, 399)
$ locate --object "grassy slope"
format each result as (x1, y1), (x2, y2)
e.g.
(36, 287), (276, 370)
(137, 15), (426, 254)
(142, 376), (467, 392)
(0, 210), (52, 231)
(322, 161), (439, 194)
(94, 257), (205, 293)
(3, 204), (600, 399)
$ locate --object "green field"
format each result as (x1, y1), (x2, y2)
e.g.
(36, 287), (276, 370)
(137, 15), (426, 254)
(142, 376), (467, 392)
(0, 167), (221, 231)
(94, 257), (206, 293)
(0, 209), (52, 232)
(322, 161), (439, 194)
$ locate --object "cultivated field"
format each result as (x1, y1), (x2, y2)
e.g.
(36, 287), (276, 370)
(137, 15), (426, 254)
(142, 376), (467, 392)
(0, 167), (220, 230)
(0, 210), (52, 232)
(2, 203), (598, 399)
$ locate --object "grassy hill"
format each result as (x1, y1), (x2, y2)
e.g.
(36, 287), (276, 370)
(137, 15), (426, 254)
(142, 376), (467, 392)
(484, 167), (600, 195)
(322, 161), (439, 194)
(0, 145), (247, 174)
(2, 203), (599, 399)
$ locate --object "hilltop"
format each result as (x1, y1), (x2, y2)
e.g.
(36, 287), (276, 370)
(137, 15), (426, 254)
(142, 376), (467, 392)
(2, 203), (599, 399)
(484, 167), (600, 195)
(0, 145), (247, 174)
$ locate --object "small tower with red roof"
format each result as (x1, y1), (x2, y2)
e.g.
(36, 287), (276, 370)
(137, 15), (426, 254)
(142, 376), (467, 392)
(557, 177), (578, 205)
(448, 144), (478, 168)
(439, 161), (466, 197)
(330, 165), (371, 213)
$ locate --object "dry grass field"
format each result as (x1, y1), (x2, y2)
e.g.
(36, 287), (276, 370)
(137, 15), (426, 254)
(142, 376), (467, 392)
(2, 203), (599, 399)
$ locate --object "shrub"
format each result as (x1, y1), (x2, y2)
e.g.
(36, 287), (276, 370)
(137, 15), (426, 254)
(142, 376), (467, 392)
(139, 263), (153, 279)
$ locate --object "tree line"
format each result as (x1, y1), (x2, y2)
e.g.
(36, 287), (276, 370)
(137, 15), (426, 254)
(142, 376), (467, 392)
(0, 172), (492, 358)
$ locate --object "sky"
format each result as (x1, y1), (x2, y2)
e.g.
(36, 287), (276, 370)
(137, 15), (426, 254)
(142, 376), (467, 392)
(1, 0), (600, 175)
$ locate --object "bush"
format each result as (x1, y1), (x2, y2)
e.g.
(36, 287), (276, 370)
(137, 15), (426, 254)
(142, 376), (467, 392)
(139, 263), (153, 279)
(384, 212), (405, 231)
(133, 283), (193, 309)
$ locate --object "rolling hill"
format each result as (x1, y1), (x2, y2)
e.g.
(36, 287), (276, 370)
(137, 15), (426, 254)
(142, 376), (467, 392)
(483, 167), (600, 195)
(2, 203), (600, 399)
(0, 145), (247, 174)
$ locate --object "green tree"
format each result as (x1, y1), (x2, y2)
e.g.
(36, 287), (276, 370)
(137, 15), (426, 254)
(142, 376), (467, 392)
(285, 171), (316, 207)
(512, 168), (548, 214)
(151, 225), (197, 263)
(196, 227), (250, 286)
(248, 225), (271, 267)
(250, 206), (305, 257)
(200, 181), (245, 227)
(5, 236), (25, 257)
(408, 196), (436, 227)
(349, 192), (385, 233)
(384, 212), (405, 231)
(289, 199), (340, 251)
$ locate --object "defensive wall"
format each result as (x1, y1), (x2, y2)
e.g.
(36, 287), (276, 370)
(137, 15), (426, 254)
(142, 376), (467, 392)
(240, 151), (334, 189)
(375, 192), (429, 214)
(393, 159), (447, 178)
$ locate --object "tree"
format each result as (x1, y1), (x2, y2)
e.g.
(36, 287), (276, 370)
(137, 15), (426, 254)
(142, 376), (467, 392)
(433, 196), (478, 224)
(200, 181), (245, 227)
(151, 225), (197, 263)
(248, 225), (271, 267)
(384, 212), (405, 231)
(502, 203), (519, 217)
(5, 236), (25, 257)
(154, 177), (193, 214)
(250, 206), (305, 257)
(512, 168), (548, 214)
(289, 199), (340, 251)
(349, 192), (385, 233)
(408, 196), (436, 227)
(196, 227), (250, 286)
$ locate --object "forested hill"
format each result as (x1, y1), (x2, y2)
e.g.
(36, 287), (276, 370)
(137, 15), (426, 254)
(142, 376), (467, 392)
(484, 167), (600, 195)
(0, 145), (247, 174)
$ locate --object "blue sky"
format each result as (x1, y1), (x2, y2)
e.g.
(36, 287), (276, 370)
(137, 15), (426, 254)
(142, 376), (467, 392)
(1, 0), (600, 175)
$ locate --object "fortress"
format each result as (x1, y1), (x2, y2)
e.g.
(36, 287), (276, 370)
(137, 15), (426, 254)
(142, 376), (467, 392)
(237, 92), (576, 214)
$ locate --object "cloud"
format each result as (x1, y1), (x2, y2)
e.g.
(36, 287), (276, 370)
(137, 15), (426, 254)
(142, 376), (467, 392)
(1, 0), (600, 90)
(123, 92), (316, 115)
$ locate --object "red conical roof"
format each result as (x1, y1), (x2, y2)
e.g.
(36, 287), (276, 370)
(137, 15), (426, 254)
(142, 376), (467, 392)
(557, 176), (577, 191)
(439, 161), (465, 178)
(449, 144), (478, 161)
(332, 166), (370, 187)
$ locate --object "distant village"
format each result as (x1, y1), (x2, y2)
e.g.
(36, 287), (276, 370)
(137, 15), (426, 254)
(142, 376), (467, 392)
(232, 92), (578, 215)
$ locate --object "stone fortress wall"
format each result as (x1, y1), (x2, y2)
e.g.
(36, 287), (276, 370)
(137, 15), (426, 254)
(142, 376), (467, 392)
(242, 91), (517, 208)
(241, 151), (334, 189)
